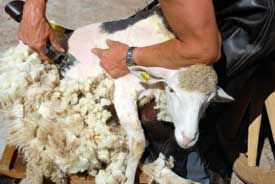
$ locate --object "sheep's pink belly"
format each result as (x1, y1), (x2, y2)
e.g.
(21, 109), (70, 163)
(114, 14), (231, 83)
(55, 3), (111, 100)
(66, 22), (165, 80)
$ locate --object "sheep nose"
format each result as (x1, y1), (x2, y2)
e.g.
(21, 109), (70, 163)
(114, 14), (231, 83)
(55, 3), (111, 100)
(181, 133), (193, 144)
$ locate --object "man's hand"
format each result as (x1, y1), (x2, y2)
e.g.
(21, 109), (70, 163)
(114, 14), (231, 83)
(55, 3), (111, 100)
(92, 39), (130, 79)
(18, 0), (64, 61)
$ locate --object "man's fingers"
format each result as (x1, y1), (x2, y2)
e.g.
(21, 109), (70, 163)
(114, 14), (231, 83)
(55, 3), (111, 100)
(23, 42), (49, 61)
(106, 39), (120, 47)
(49, 32), (65, 52)
(106, 39), (115, 47)
(17, 33), (23, 41)
(39, 53), (49, 61)
(91, 48), (101, 56)
(99, 60), (108, 72)
(91, 48), (104, 58)
(38, 51), (50, 61)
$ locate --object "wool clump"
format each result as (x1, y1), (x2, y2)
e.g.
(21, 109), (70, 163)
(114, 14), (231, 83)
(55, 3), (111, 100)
(0, 42), (129, 184)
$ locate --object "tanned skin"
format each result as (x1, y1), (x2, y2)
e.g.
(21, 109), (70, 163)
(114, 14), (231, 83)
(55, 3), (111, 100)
(18, 0), (64, 60)
(136, 0), (222, 67)
(18, 0), (221, 78)
(92, 0), (221, 78)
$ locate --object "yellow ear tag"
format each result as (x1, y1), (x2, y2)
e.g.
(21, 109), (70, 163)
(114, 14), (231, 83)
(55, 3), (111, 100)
(140, 71), (151, 82)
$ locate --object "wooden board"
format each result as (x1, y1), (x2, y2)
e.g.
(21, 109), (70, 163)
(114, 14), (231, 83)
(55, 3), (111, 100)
(69, 173), (151, 184)
(233, 154), (275, 184)
(0, 145), (26, 179)
(0, 145), (151, 183)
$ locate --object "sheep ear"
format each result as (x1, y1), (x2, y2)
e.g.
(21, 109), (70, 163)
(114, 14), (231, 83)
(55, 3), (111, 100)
(212, 86), (235, 102)
(140, 77), (167, 85)
(130, 66), (168, 85)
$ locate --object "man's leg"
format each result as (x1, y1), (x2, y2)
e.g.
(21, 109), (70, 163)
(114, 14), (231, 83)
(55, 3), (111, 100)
(186, 151), (209, 184)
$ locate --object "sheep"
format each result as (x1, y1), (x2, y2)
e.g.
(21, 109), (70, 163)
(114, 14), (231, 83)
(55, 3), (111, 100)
(64, 7), (233, 184)
(140, 154), (199, 184)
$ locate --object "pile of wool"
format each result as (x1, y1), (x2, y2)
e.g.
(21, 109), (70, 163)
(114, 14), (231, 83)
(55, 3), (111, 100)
(0, 42), (128, 184)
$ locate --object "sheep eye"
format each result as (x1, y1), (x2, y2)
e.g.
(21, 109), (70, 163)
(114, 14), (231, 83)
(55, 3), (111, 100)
(169, 87), (174, 93)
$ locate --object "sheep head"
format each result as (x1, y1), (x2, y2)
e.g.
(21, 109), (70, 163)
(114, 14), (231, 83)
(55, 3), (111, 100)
(132, 64), (234, 148)
(166, 64), (234, 148)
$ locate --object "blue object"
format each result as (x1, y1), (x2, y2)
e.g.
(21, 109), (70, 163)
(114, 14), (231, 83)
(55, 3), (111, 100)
(186, 151), (210, 184)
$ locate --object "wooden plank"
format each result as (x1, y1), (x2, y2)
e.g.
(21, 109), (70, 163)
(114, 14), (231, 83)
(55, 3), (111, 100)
(69, 174), (95, 183)
(69, 172), (151, 184)
(12, 150), (26, 175)
(247, 114), (262, 167)
(70, 178), (95, 184)
(0, 168), (25, 179)
(0, 145), (17, 170)
(138, 172), (152, 184)
(233, 154), (275, 184)
(0, 145), (26, 179)
(265, 91), (275, 142)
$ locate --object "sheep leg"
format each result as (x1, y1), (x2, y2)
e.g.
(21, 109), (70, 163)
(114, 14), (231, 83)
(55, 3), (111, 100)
(114, 100), (146, 184)
(109, 152), (128, 179)
(152, 167), (198, 184)
(124, 123), (145, 184)
(141, 156), (199, 184)
(114, 80), (146, 184)
(26, 163), (44, 184)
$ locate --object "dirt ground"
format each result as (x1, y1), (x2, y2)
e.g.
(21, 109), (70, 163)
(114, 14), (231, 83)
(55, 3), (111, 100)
(0, 0), (154, 52)
(0, 1), (274, 184)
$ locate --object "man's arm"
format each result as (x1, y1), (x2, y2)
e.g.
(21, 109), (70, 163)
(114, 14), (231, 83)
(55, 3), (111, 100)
(92, 0), (221, 78)
(133, 0), (221, 68)
(18, 0), (63, 60)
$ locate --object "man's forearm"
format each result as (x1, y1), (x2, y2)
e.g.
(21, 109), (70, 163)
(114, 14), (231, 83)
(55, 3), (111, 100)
(133, 38), (219, 69)
(133, 0), (221, 69)
(24, 0), (47, 19)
